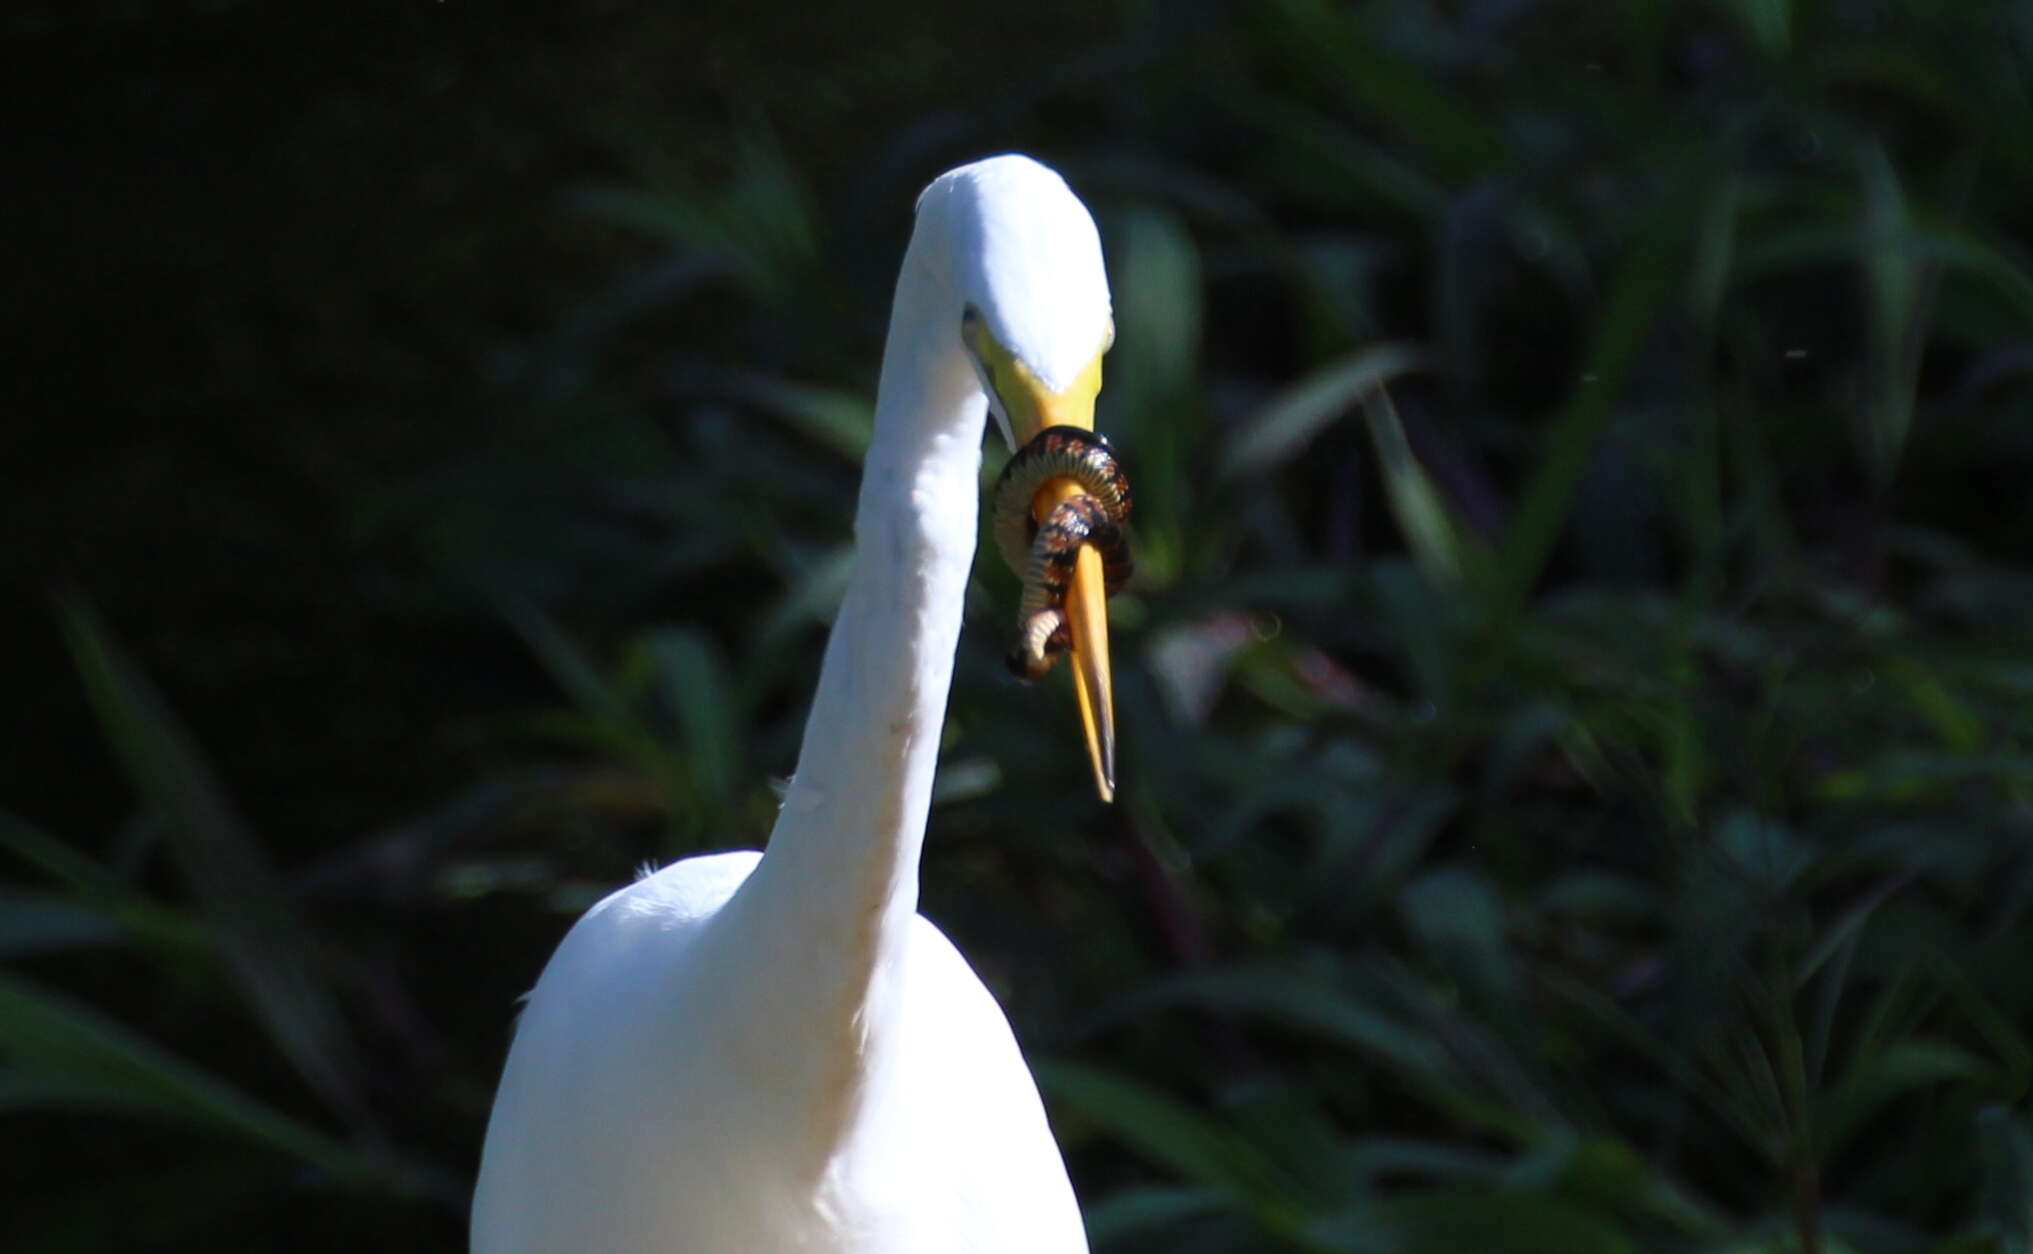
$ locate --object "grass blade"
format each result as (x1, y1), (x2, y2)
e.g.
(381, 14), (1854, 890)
(0, 973), (365, 1180)
(1493, 193), (1686, 615)
(637, 628), (741, 811)
(1360, 385), (1473, 585)
(500, 593), (633, 725)
(1223, 342), (1428, 482)
(1036, 1059), (1298, 1217)
(57, 596), (363, 1122)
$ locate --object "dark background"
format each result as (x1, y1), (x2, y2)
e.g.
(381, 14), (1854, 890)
(7, 2), (2033, 1251)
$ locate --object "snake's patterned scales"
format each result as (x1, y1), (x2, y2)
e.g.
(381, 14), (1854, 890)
(989, 425), (1133, 680)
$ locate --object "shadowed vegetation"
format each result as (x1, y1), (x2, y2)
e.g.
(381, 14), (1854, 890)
(6, 1), (2033, 1250)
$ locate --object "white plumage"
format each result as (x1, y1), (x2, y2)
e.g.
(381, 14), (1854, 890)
(471, 155), (1112, 1253)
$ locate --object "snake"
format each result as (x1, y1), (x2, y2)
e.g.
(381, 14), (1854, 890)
(989, 425), (1134, 680)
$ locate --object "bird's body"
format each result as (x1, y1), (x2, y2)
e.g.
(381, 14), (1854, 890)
(470, 853), (1086, 1252)
(472, 155), (1114, 1253)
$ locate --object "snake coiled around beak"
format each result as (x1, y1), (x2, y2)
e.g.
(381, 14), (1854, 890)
(989, 425), (1134, 680)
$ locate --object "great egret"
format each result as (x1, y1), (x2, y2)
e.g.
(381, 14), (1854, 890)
(472, 154), (1123, 1252)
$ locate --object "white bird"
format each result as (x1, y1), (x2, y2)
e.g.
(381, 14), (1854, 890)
(472, 154), (1120, 1253)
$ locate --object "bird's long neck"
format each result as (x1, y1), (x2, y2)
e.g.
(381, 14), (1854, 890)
(758, 266), (982, 929)
(716, 258), (983, 1158)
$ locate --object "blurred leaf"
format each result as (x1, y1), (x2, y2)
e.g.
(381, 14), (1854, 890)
(1106, 204), (1204, 579)
(1109, 205), (1203, 421)
(1106, 961), (1454, 1083)
(757, 544), (856, 654)
(1369, 559), (1461, 701)
(1319, 1187), (1638, 1254)
(1930, 1237), (2006, 1254)
(1820, 1039), (1994, 1158)
(1244, 98), (1447, 217)
(1690, 176), (1743, 331)
(0, 811), (207, 955)
(1541, 970), (1772, 1152)
(501, 594), (633, 726)
(1083, 1185), (1227, 1246)
(1037, 1060), (1297, 1213)
(1228, 1079), (1361, 1208)
(1222, 343), (1429, 482)
(1400, 868), (1519, 1013)
(711, 371), (874, 462)
(572, 125), (820, 304)
(1266, 0), (1511, 178)
(1817, 751), (2033, 804)
(0, 891), (123, 955)
(1923, 227), (2033, 328)
(631, 628), (742, 811)
(1976, 1105), (2033, 1253)
(0, 973), (364, 1180)
(1885, 657), (1986, 753)
(1540, 872), (1659, 922)
(1719, 0), (1793, 57)
(1345, 1137), (1504, 1186)
(1360, 385), (1473, 585)
(1493, 193), (1687, 614)
(1148, 616), (1251, 727)
(1545, 1135), (1729, 1237)
(58, 596), (363, 1122)
(0, 809), (119, 891)
(1859, 139), (1920, 482)
(931, 756), (1002, 806)
(1714, 809), (1812, 892)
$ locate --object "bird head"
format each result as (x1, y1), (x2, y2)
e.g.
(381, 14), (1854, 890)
(912, 154), (1113, 451)
(913, 154), (1121, 801)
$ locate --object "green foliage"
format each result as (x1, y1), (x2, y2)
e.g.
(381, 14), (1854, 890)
(9, 0), (2033, 1250)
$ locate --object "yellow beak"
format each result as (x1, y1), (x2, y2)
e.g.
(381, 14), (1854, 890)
(968, 324), (1117, 802)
